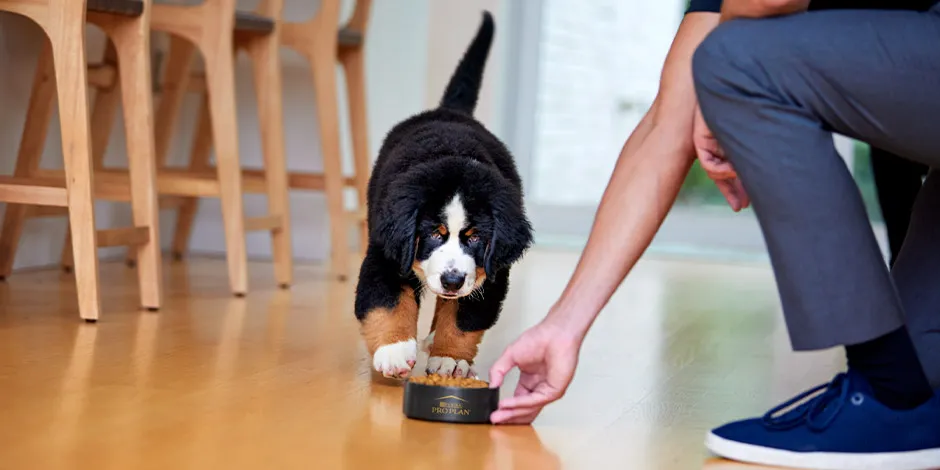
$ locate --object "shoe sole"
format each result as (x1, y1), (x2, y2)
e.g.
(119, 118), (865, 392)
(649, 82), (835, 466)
(706, 432), (940, 470)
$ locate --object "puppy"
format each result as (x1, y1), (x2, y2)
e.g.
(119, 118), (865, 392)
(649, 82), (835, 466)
(355, 11), (533, 380)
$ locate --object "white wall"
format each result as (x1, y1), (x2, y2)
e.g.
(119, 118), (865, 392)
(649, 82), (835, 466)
(0, 0), (459, 271)
(425, 0), (507, 134)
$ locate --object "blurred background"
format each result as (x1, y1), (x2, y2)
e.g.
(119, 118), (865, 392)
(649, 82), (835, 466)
(0, 0), (888, 271)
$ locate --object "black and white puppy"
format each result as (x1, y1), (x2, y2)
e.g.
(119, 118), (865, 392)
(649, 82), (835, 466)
(355, 11), (533, 380)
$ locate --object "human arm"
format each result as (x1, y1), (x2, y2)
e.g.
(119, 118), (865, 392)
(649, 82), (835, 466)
(719, 0), (810, 21)
(487, 12), (722, 424)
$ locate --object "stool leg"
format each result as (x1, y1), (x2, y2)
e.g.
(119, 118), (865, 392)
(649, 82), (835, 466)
(154, 35), (196, 168)
(124, 34), (195, 267)
(48, 2), (102, 321)
(62, 42), (122, 273)
(310, 49), (349, 281)
(247, 34), (293, 288)
(0, 40), (56, 280)
(340, 45), (370, 257)
(170, 95), (212, 259)
(112, 12), (164, 310)
(200, 24), (248, 296)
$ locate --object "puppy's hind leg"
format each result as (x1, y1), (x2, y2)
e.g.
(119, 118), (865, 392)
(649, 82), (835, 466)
(355, 245), (422, 379)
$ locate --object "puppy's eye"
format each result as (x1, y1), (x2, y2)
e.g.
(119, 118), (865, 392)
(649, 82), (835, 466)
(431, 225), (446, 240)
(466, 229), (480, 244)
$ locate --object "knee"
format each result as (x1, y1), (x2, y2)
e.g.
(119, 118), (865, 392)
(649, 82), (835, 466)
(691, 20), (764, 104)
(691, 26), (728, 96)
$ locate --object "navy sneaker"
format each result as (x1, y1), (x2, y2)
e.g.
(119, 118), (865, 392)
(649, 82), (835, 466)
(705, 370), (940, 470)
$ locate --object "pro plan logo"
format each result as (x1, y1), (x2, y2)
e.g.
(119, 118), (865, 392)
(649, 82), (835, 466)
(432, 395), (471, 416)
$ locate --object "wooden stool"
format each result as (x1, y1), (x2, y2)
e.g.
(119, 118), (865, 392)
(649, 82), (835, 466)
(169, 0), (373, 281)
(135, 0), (293, 293)
(4, 0), (294, 296)
(0, 0), (163, 321)
(139, 0), (292, 291)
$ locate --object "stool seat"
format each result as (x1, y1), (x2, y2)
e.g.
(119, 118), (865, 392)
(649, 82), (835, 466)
(88, 0), (144, 16)
(338, 28), (363, 47)
(235, 11), (275, 34)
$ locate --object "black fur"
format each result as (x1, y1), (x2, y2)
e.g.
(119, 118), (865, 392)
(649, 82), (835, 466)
(354, 11), (532, 335)
(456, 268), (510, 332)
(354, 244), (423, 321)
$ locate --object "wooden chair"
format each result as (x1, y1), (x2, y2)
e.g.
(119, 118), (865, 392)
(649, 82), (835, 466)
(130, 0), (292, 294)
(168, 0), (373, 281)
(0, 0), (163, 322)
(137, 0), (292, 292)
(2, 0), (294, 296)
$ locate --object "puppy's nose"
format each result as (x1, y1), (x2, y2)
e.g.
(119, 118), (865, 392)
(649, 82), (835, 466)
(440, 271), (466, 292)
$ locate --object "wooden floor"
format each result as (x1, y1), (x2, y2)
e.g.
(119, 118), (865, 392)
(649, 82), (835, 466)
(0, 249), (845, 469)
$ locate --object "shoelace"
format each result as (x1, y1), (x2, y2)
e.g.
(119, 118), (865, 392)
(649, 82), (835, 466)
(761, 373), (850, 432)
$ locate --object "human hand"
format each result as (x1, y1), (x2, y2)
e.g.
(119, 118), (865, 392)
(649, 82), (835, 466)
(693, 105), (750, 211)
(487, 318), (582, 424)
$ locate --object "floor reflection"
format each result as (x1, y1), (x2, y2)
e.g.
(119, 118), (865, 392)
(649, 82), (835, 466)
(0, 253), (845, 469)
(342, 383), (561, 470)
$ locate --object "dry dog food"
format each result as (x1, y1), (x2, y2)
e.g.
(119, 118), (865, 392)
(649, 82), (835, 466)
(409, 374), (489, 388)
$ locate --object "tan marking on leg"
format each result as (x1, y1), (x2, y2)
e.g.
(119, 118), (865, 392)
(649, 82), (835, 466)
(428, 298), (484, 362)
(360, 286), (418, 355)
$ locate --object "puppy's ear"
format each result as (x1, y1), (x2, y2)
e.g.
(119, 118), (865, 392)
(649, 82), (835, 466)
(373, 185), (423, 276)
(484, 186), (533, 278)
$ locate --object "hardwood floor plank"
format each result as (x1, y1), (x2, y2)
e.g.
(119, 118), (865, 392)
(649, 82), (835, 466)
(0, 250), (842, 469)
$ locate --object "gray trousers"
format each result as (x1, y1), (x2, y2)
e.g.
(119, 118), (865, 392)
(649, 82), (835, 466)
(692, 4), (940, 388)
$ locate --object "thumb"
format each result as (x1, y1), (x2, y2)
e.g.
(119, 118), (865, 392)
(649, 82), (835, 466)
(488, 346), (517, 389)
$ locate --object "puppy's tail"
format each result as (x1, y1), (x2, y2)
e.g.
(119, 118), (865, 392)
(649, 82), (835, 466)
(439, 11), (494, 115)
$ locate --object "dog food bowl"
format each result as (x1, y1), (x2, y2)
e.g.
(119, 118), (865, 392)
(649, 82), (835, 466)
(403, 376), (499, 424)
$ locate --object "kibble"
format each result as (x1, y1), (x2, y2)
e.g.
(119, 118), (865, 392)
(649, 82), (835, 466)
(409, 374), (489, 388)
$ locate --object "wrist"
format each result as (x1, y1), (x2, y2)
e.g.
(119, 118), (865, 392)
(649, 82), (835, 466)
(543, 297), (602, 343)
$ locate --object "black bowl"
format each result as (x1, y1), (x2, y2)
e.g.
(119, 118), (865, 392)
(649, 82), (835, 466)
(403, 379), (499, 424)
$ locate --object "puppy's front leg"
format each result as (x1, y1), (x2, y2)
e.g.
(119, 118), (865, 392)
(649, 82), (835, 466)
(425, 269), (509, 379)
(356, 247), (421, 379)
(359, 285), (419, 379)
(426, 297), (484, 379)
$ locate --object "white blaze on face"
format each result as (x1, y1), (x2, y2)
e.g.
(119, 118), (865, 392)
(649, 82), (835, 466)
(420, 194), (477, 298)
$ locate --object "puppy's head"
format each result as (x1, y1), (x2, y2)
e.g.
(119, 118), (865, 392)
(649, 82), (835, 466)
(374, 157), (532, 298)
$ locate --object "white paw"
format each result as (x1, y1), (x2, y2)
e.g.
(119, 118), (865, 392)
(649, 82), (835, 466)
(372, 339), (417, 379)
(419, 331), (435, 352)
(426, 356), (476, 379)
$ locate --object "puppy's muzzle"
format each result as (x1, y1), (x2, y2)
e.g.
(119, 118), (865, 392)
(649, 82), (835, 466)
(440, 269), (466, 295)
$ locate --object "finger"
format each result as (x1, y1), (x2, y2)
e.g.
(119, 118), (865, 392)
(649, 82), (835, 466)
(488, 349), (517, 388)
(724, 178), (749, 211)
(697, 154), (737, 180)
(516, 372), (542, 396)
(498, 389), (557, 410)
(490, 406), (541, 425)
(705, 168), (737, 181)
(700, 156), (736, 178)
(715, 180), (742, 211)
(504, 409), (541, 425)
(732, 179), (751, 209)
